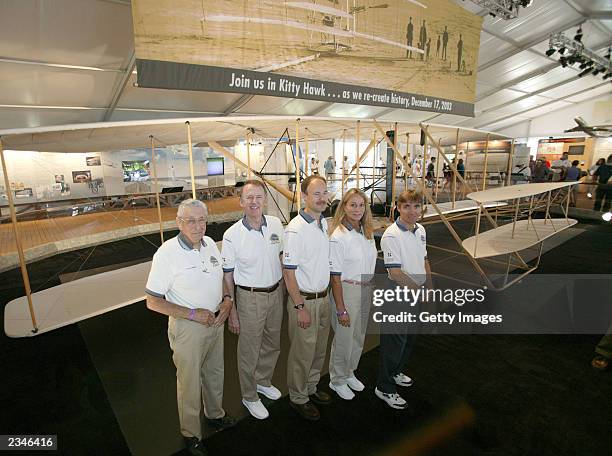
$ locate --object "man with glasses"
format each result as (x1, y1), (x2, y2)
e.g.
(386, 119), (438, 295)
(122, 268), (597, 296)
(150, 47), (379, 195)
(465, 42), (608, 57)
(283, 175), (333, 421)
(145, 199), (234, 456)
(221, 180), (284, 420)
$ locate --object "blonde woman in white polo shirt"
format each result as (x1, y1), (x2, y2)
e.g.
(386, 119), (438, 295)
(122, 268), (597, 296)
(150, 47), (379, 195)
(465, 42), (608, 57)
(328, 188), (377, 400)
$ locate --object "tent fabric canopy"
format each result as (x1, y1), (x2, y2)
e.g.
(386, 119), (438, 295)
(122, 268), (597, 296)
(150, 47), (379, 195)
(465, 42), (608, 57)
(0, 116), (511, 153)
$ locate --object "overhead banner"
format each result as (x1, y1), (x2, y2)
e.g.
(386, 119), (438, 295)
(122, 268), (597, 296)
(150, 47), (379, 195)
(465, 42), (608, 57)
(132, 0), (482, 117)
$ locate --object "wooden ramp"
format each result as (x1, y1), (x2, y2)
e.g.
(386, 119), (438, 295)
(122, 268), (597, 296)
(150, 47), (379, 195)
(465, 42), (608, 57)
(4, 242), (222, 338)
(462, 218), (578, 259)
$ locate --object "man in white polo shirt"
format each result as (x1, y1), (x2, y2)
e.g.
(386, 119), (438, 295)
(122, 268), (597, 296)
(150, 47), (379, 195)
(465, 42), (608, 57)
(145, 199), (234, 456)
(283, 175), (333, 421)
(221, 179), (284, 420)
(376, 189), (432, 410)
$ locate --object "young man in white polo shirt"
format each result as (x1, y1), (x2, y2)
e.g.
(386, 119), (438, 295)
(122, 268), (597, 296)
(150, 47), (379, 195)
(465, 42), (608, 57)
(145, 199), (235, 456)
(221, 180), (284, 420)
(376, 190), (432, 409)
(283, 175), (333, 421)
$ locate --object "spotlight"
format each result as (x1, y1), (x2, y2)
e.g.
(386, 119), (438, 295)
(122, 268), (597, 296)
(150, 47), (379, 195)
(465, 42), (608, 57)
(560, 57), (567, 67)
(578, 67), (592, 77)
(587, 192), (592, 198)
(603, 72), (612, 81)
(545, 48), (556, 57)
(592, 67), (603, 76)
(559, 46), (566, 54)
(603, 212), (612, 222)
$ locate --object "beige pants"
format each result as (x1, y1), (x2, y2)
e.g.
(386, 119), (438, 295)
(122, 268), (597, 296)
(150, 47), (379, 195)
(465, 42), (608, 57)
(329, 282), (371, 385)
(236, 286), (283, 402)
(168, 316), (225, 440)
(286, 295), (331, 404)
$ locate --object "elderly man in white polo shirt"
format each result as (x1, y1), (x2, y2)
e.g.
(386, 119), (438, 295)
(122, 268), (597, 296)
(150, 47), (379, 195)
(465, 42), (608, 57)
(376, 189), (432, 410)
(283, 175), (333, 421)
(221, 179), (284, 420)
(145, 199), (234, 456)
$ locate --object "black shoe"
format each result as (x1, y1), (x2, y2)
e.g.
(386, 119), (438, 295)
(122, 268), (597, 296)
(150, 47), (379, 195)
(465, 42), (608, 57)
(184, 437), (208, 456)
(309, 389), (332, 405)
(207, 415), (236, 430)
(290, 401), (320, 421)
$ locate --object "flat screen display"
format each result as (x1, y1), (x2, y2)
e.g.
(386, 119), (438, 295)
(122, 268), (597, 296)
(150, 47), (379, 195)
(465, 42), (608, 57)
(122, 160), (150, 182)
(207, 157), (224, 176)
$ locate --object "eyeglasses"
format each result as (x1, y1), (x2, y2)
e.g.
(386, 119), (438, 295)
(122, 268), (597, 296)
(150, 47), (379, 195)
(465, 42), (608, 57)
(178, 217), (207, 227)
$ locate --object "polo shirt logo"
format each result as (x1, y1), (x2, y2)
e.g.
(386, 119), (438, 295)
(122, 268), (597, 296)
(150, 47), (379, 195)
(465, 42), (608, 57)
(210, 256), (219, 267)
(270, 233), (280, 244)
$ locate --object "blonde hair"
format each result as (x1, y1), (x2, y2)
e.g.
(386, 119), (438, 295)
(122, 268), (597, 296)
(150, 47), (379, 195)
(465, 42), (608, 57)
(328, 188), (374, 239)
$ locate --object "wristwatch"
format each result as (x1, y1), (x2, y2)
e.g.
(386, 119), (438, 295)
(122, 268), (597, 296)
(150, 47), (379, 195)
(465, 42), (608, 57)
(293, 302), (305, 310)
(336, 310), (348, 317)
(223, 294), (233, 301)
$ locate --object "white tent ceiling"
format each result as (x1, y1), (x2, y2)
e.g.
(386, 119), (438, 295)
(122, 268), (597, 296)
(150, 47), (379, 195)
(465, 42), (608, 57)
(0, 0), (610, 135)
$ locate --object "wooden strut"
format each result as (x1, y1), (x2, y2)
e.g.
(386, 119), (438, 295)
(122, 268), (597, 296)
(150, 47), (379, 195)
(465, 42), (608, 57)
(390, 123), (398, 221)
(373, 120), (494, 289)
(452, 128), (459, 209)
(505, 139), (515, 186)
(0, 139), (38, 333)
(207, 140), (297, 203)
(435, 138), (441, 202)
(304, 126), (309, 176)
(482, 133), (490, 191)
(296, 119), (301, 209)
(405, 133), (410, 191)
(185, 121), (197, 199)
(246, 130), (252, 178)
(342, 129), (346, 198)
(149, 136), (164, 244)
(356, 120), (360, 189)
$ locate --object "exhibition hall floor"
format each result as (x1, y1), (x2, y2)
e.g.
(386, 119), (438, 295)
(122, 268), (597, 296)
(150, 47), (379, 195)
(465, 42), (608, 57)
(1, 217), (610, 455)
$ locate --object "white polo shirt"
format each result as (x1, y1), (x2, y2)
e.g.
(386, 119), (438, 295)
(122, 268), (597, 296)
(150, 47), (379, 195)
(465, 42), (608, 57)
(145, 233), (223, 312)
(283, 210), (331, 293)
(221, 215), (284, 288)
(330, 222), (377, 282)
(381, 219), (427, 285)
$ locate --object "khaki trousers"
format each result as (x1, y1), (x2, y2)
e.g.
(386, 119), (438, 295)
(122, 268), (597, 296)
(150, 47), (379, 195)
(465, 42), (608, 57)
(287, 295), (331, 404)
(168, 316), (225, 440)
(236, 286), (283, 402)
(329, 282), (371, 385)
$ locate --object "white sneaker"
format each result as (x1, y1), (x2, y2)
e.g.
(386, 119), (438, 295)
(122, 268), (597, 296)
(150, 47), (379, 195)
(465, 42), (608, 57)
(374, 387), (408, 409)
(393, 373), (413, 387)
(346, 375), (365, 392)
(242, 399), (269, 420)
(256, 384), (282, 400)
(329, 382), (355, 400)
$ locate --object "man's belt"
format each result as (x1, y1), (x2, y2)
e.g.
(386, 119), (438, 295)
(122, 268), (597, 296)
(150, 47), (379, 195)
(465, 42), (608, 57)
(300, 289), (328, 300)
(238, 281), (281, 293)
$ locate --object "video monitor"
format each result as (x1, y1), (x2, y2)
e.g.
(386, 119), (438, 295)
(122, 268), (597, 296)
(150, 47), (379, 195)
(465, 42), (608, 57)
(207, 157), (224, 176)
(122, 160), (150, 182)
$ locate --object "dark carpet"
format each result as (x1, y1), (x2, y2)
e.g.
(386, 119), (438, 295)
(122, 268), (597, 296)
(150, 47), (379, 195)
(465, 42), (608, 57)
(0, 220), (610, 455)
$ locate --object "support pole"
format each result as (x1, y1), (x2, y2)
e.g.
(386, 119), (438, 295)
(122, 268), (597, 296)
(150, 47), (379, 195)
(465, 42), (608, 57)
(305, 127), (309, 175)
(390, 123), (398, 221)
(435, 138), (441, 202)
(246, 131), (252, 178)
(342, 129), (346, 198)
(452, 128), (459, 209)
(356, 120), (360, 189)
(405, 133), (410, 190)
(295, 119), (301, 209)
(422, 126), (428, 206)
(474, 205), (482, 258)
(185, 121), (196, 199)
(482, 133), (490, 191)
(150, 136), (164, 244)
(0, 140), (38, 333)
(511, 198), (519, 238)
(371, 130), (376, 184)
